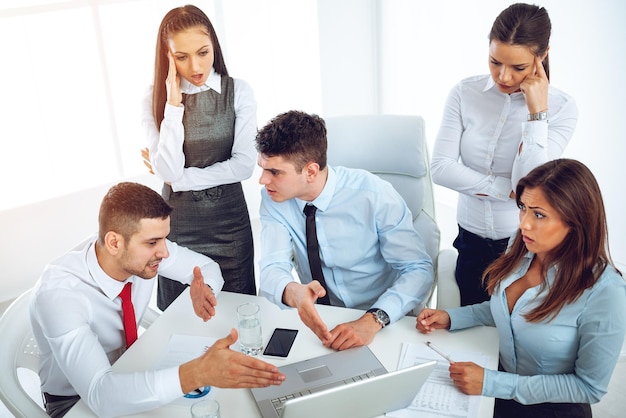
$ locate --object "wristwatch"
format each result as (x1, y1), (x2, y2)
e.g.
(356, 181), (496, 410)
(366, 308), (390, 328)
(527, 111), (548, 121)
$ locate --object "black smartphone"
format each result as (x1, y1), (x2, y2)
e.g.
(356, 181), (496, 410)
(262, 328), (298, 358)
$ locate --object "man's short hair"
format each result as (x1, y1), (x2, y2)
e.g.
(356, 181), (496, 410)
(255, 110), (327, 172)
(98, 182), (172, 244)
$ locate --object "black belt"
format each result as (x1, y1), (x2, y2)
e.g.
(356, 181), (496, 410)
(43, 392), (80, 404)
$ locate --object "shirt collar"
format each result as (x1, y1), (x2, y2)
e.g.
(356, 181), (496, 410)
(179, 67), (221, 94)
(86, 240), (133, 301)
(298, 166), (336, 213)
(482, 75), (524, 98)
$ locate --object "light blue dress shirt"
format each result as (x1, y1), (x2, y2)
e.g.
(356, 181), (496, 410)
(259, 166), (434, 323)
(447, 252), (626, 404)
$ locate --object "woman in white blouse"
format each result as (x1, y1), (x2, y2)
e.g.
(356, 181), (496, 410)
(431, 3), (578, 306)
(142, 5), (257, 310)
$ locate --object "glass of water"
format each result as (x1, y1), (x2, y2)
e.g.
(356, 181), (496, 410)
(190, 399), (220, 418)
(236, 302), (263, 356)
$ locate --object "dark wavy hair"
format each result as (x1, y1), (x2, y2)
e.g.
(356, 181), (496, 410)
(489, 3), (551, 80)
(151, 5), (228, 129)
(483, 159), (621, 322)
(255, 111), (328, 172)
(98, 182), (172, 244)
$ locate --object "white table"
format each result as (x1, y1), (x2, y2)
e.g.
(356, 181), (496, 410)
(66, 290), (499, 417)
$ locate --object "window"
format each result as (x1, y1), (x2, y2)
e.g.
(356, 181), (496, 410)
(0, 0), (321, 210)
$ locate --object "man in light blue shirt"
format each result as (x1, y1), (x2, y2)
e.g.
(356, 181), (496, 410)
(256, 110), (434, 351)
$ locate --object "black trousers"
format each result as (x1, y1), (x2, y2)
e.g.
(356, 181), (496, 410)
(453, 225), (509, 306)
(494, 398), (592, 418)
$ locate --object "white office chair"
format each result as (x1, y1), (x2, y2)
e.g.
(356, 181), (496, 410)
(0, 289), (48, 418)
(0, 289), (161, 418)
(325, 114), (459, 310)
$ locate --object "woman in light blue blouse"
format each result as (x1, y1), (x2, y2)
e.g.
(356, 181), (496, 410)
(417, 159), (625, 418)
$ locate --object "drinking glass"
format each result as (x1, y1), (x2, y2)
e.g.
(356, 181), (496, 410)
(190, 399), (220, 418)
(236, 302), (263, 356)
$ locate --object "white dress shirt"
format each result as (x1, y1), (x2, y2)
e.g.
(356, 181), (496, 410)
(141, 69), (258, 192)
(30, 235), (224, 418)
(431, 75), (578, 239)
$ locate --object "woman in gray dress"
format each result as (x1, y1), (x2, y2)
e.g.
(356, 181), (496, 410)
(142, 4), (256, 309)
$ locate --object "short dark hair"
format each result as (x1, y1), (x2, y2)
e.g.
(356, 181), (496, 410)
(489, 3), (552, 79)
(98, 182), (172, 244)
(255, 110), (327, 172)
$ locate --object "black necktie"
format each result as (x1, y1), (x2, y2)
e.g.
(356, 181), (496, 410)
(303, 204), (330, 305)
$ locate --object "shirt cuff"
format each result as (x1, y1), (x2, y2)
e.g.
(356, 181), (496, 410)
(521, 120), (549, 146)
(155, 367), (186, 402)
(485, 175), (513, 201)
(163, 102), (184, 121)
(482, 368), (517, 399)
(446, 306), (474, 330)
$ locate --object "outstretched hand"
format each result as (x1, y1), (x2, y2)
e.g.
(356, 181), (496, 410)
(190, 266), (217, 321)
(284, 282), (333, 345)
(179, 329), (285, 393)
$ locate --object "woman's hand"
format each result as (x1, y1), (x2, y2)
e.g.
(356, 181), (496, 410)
(166, 51), (182, 107)
(415, 308), (451, 333)
(141, 147), (154, 174)
(520, 55), (549, 114)
(449, 362), (485, 395)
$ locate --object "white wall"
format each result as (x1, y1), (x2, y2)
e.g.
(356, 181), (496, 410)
(318, 0), (626, 271)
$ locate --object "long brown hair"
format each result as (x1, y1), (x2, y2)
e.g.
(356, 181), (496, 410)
(489, 3), (551, 80)
(483, 159), (621, 322)
(151, 5), (228, 129)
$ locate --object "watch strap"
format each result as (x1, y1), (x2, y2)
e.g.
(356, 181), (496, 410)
(527, 111), (548, 121)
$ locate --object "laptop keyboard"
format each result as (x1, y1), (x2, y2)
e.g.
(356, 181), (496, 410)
(271, 371), (377, 414)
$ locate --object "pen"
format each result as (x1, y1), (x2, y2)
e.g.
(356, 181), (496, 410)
(426, 341), (455, 363)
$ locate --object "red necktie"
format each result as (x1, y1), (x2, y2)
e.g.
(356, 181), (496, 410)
(119, 282), (138, 348)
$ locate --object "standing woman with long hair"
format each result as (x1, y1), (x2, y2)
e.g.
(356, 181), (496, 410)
(142, 5), (256, 310)
(431, 3), (578, 306)
(417, 159), (626, 418)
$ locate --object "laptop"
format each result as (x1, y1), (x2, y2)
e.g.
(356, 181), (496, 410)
(251, 346), (436, 418)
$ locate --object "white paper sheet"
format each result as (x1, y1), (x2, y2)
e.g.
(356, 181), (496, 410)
(386, 342), (491, 418)
(154, 334), (220, 407)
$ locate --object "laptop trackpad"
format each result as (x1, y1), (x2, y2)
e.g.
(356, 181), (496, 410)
(298, 365), (332, 382)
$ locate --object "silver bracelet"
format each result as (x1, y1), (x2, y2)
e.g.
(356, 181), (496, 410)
(527, 111), (548, 121)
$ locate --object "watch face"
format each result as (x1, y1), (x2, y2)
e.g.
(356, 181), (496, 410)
(375, 309), (390, 325)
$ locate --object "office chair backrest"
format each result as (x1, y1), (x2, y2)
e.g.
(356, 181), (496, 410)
(0, 289), (48, 418)
(325, 115), (440, 309)
(325, 115), (440, 263)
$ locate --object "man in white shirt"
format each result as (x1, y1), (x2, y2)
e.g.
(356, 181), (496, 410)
(30, 182), (284, 418)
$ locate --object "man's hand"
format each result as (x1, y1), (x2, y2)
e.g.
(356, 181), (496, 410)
(283, 282), (332, 345)
(449, 362), (484, 395)
(190, 266), (217, 321)
(326, 313), (381, 351)
(415, 308), (451, 333)
(179, 329), (285, 393)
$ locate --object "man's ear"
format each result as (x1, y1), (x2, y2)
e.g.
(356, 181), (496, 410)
(304, 161), (320, 182)
(103, 231), (123, 255)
